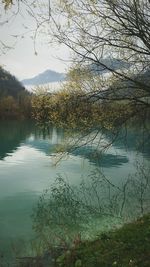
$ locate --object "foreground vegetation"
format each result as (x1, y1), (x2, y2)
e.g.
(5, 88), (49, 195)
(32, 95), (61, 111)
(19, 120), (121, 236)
(1, 2), (150, 266)
(16, 213), (150, 267)
(56, 214), (150, 267)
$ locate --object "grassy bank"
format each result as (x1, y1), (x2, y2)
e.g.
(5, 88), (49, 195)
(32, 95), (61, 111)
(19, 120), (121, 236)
(56, 214), (150, 267)
(17, 214), (150, 267)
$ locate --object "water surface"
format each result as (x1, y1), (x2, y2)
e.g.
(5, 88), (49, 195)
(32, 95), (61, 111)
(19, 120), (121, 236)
(0, 120), (149, 259)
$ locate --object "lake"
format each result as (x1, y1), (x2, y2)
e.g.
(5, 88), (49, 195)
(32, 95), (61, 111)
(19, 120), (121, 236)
(0, 120), (149, 261)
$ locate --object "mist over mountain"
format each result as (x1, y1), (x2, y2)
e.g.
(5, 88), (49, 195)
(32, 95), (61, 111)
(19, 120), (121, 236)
(22, 69), (66, 86)
(89, 58), (131, 73)
(21, 58), (131, 87)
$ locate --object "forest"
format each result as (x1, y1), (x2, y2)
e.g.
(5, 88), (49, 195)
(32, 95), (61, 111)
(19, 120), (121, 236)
(0, 0), (150, 267)
(0, 66), (32, 119)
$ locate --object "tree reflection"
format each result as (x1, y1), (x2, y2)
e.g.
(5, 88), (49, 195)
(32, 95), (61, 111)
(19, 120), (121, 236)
(33, 162), (150, 249)
(0, 121), (34, 160)
(71, 146), (128, 167)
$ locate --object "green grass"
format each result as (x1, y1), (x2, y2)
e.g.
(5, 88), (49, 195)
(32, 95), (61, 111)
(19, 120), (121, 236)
(56, 214), (150, 267)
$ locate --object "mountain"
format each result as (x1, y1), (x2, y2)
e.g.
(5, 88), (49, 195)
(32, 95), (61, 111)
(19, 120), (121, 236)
(90, 68), (150, 102)
(0, 66), (25, 98)
(0, 67), (32, 119)
(22, 69), (66, 86)
(89, 58), (131, 74)
(21, 60), (129, 87)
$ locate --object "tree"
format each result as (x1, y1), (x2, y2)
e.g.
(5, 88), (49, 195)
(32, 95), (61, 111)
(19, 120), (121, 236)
(48, 0), (150, 135)
(49, 1), (150, 98)
(0, 66), (32, 118)
(2, 0), (150, 97)
(1, 0), (13, 9)
(1, 0), (150, 130)
(0, 95), (19, 118)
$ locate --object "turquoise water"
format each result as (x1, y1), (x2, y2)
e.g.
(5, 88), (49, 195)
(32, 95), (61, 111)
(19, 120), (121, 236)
(0, 120), (149, 259)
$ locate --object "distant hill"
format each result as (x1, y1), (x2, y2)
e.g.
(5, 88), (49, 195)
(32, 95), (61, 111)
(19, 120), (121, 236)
(0, 67), (32, 119)
(21, 60), (129, 87)
(89, 68), (150, 102)
(0, 66), (25, 98)
(89, 58), (131, 74)
(22, 69), (66, 86)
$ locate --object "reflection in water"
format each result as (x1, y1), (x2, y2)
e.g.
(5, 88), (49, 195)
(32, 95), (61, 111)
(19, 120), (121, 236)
(0, 120), (148, 165)
(104, 126), (150, 158)
(71, 146), (128, 167)
(33, 164), (150, 248)
(0, 121), (64, 161)
(0, 121), (34, 160)
(0, 120), (150, 261)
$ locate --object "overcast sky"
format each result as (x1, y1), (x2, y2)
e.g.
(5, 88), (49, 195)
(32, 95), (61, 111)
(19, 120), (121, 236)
(0, 1), (70, 81)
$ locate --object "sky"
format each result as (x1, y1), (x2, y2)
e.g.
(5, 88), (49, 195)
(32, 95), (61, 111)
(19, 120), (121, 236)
(0, 1), (70, 81)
